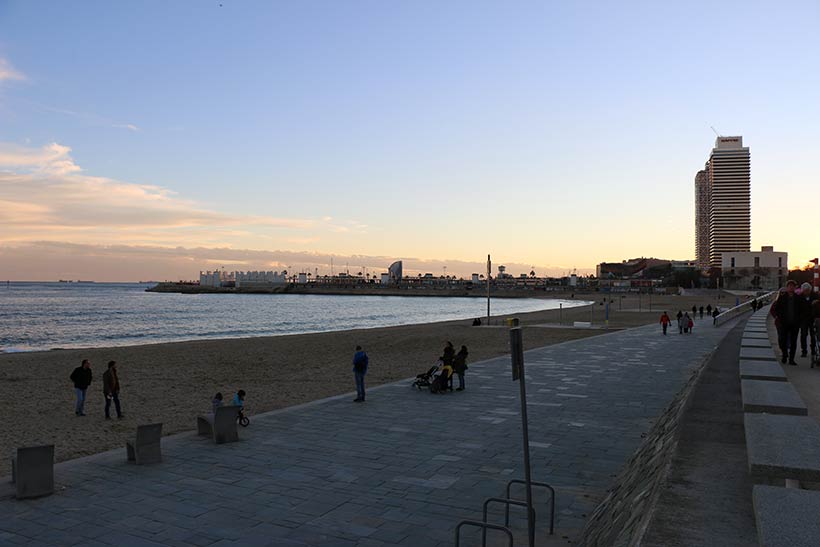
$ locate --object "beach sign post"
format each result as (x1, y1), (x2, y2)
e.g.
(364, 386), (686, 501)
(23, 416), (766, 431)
(510, 327), (536, 547)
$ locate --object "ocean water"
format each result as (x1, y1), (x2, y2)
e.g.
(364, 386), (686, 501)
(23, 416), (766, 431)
(0, 282), (584, 352)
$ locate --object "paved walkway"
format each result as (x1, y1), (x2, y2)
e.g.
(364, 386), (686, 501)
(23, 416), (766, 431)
(0, 318), (736, 547)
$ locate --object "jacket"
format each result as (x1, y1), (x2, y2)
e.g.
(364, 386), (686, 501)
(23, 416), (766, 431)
(453, 351), (468, 374)
(352, 350), (369, 374)
(773, 293), (808, 327)
(70, 366), (92, 390)
(102, 369), (120, 395)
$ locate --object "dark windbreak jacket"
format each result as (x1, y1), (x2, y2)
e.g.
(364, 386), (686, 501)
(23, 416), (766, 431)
(453, 351), (468, 374)
(70, 366), (92, 390)
(773, 293), (809, 327)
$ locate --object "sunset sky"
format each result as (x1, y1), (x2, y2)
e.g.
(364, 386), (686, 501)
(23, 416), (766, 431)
(1, 1), (818, 281)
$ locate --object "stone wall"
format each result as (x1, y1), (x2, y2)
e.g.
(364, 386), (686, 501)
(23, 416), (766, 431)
(575, 354), (711, 547)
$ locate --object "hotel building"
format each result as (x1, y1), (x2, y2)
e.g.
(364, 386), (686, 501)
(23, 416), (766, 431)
(695, 136), (751, 269)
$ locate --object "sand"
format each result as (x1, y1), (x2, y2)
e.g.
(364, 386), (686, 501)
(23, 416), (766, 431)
(0, 293), (732, 464)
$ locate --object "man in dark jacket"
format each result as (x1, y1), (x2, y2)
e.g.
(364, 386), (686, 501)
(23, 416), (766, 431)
(773, 281), (808, 365)
(69, 359), (92, 416)
(102, 361), (123, 419)
(798, 283), (817, 358)
(352, 346), (369, 402)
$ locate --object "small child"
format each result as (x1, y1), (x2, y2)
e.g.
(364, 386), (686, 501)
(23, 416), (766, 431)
(211, 392), (224, 414)
(431, 361), (453, 393)
(232, 389), (246, 420)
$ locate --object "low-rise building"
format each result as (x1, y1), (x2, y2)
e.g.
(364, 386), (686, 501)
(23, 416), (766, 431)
(721, 246), (787, 291)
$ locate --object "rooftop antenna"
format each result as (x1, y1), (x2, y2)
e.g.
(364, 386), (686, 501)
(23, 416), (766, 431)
(710, 126), (721, 138)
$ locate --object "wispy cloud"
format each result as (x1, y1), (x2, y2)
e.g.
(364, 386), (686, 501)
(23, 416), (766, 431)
(112, 123), (140, 132)
(0, 58), (25, 83)
(0, 141), (365, 247)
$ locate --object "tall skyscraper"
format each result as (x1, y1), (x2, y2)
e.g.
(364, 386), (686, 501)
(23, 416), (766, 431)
(696, 136), (751, 269)
(694, 165), (710, 270)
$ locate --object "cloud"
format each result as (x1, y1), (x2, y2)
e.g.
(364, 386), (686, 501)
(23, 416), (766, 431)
(112, 123), (140, 132)
(0, 242), (590, 282)
(0, 141), (361, 246)
(0, 58), (25, 83)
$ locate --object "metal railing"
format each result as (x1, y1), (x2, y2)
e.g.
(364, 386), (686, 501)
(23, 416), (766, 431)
(714, 290), (776, 327)
(455, 520), (514, 547)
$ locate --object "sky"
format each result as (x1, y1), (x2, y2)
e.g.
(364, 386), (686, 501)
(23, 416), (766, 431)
(0, 1), (818, 281)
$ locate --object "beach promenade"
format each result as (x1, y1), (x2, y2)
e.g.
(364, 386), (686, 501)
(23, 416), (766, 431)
(0, 317), (736, 547)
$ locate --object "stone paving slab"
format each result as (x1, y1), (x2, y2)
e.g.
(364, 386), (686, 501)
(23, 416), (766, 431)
(0, 322), (735, 546)
(740, 347), (778, 361)
(752, 485), (820, 547)
(741, 338), (772, 348)
(743, 332), (770, 340)
(745, 414), (820, 482)
(739, 361), (787, 382)
(744, 328), (768, 335)
(741, 380), (807, 415)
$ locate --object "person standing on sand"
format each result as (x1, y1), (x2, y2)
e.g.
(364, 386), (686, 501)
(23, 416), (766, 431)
(352, 346), (369, 402)
(70, 359), (92, 416)
(102, 361), (123, 419)
(659, 312), (671, 335)
(453, 345), (469, 391)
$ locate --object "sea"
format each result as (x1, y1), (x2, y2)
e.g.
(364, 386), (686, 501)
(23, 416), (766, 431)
(0, 282), (585, 352)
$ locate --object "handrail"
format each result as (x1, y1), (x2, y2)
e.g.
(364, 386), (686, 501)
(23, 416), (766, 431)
(455, 520), (514, 547)
(506, 479), (555, 535)
(714, 290), (777, 327)
(483, 497), (532, 546)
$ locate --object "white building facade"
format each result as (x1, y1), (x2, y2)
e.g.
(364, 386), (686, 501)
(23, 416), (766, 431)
(721, 246), (787, 291)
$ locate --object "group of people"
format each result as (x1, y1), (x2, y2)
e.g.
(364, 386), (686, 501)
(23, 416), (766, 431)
(659, 305), (719, 335)
(771, 281), (819, 366)
(211, 390), (247, 420)
(349, 341), (470, 401)
(69, 359), (124, 419)
(431, 341), (469, 393)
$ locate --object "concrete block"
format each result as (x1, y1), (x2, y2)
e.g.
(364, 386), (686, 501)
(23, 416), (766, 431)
(739, 361), (787, 382)
(740, 347), (778, 361)
(741, 338), (772, 348)
(12, 445), (54, 499)
(741, 380), (807, 415)
(126, 423), (163, 464)
(753, 485), (820, 547)
(745, 414), (820, 482)
(197, 406), (240, 444)
(743, 332), (770, 340)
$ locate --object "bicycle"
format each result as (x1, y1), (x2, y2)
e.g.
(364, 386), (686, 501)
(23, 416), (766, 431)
(237, 409), (249, 427)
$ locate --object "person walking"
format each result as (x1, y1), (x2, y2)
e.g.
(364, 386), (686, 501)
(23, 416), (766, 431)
(773, 280), (807, 365)
(691, 305), (697, 317)
(676, 310), (684, 334)
(453, 345), (469, 391)
(69, 359), (93, 416)
(102, 361), (123, 419)
(706, 304), (713, 316)
(699, 306), (704, 319)
(352, 346), (369, 402)
(798, 283), (817, 359)
(659, 312), (671, 335)
(683, 312), (692, 334)
(712, 307), (720, 325)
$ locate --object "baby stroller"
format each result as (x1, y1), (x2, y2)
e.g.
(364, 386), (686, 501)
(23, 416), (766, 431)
(412, 365), (439, 390)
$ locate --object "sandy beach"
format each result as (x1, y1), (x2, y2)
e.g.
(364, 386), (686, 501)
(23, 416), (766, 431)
(0, 292), (734, 464)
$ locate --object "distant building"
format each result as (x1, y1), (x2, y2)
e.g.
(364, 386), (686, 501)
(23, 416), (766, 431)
(199, 270), (233, 287)
(694, 166), (711, 270)
(721, 246), (787, 291)
(234, 270), (286, 288)
(596, 258), (670, 279)
(388, 261), (403, 284)
(707, 136), (751, 268)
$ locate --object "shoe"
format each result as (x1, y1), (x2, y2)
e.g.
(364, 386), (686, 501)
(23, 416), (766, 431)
(79, 412), (86, 417)
(353, 398), (362, 402)
(105, 416), (111, 420)
(781, 356), (788, 364)
(789, 361), (798, 366)
(456, 387), (464, 391)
